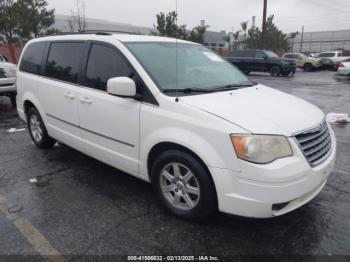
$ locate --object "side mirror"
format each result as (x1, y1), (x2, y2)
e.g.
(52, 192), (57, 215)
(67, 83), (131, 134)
(107, 77), (137, 98)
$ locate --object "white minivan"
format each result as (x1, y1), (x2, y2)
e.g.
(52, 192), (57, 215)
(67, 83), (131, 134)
(16, 33), (336, 220)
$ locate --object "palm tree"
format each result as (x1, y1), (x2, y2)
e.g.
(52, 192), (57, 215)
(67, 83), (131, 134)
(288, 31), (299, 52)
(241, 21), (249, 49)
(232, 30), (241, 49)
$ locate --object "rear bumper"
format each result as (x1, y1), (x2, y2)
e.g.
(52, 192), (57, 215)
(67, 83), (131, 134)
(210, 130), (336, 218)
(338, 68), (350, 76)
(0, 77), (16, 94)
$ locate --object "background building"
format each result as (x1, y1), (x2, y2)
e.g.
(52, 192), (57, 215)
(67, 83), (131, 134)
(292, 29), (350, 53)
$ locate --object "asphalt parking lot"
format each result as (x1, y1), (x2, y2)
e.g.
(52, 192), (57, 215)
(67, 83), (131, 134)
(0, 70), (349, 260)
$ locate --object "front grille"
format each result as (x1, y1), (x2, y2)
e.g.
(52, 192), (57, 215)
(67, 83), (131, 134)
(295, 120), (332, 167)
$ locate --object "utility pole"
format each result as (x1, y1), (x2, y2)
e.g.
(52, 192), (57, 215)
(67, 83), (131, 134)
(299, 26), (304, 53)
(261, 0), (267, 49)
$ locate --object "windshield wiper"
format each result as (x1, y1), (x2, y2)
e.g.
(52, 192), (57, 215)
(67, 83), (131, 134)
(211, 83), (255, 91)
(163, 88), (215, 93)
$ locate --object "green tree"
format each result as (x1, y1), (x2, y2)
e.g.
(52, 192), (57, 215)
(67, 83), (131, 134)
(245, 15), (290, 51)
(189, 25), (209, 44)
(246, 27), (261, 49)
(0, 0), (19, 61)
(15, 0), (55, 38)
(0, 0), (17, 42)
(153, 11), (188, 39)
(44, 27), (61, 36)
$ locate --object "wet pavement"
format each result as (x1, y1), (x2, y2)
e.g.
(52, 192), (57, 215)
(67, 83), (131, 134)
(0, 70), (349, 260)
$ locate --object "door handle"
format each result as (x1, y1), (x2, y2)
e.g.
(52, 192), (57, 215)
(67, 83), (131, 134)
(79, 97), (92, 104)
(64, 91), (75, 100)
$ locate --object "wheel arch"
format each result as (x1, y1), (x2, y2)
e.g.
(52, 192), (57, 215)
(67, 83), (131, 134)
(147, 141), (218, 206)
(149, 142), (215, 180)
(22, 93), (44, 120)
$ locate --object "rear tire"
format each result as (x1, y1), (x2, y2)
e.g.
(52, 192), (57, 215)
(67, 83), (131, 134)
(27, 107), (56, 149)
(304, 63), (313, 72)
(151, 150), (217, 221)
(281, 70), (290, 77)
(270, 65), (281, 77)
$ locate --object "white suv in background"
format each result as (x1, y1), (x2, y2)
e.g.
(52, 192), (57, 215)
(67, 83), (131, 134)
(0, 59), (17, 107)
(16, 34), (336, 220)
(318, 51), (350, 63)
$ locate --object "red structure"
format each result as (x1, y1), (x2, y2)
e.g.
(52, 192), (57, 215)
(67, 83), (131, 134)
(0, 43), (23, 64)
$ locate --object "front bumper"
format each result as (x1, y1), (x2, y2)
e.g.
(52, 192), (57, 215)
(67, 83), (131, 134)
(210, 129), (336, 218)
(0, 77), (16, 94)
(281, 64), (296, 75)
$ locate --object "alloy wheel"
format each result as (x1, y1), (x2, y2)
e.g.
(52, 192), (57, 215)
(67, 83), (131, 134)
(160, 162), (200, 211)
(29, 114), (43, 143)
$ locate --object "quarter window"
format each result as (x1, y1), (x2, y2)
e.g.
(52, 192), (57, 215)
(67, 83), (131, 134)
(20, 42), (47, 75)
(85, 44), (132, 91)
(46, 42), (85, 84)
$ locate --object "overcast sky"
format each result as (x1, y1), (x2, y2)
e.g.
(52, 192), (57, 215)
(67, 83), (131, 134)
(47, 0), (350, 33)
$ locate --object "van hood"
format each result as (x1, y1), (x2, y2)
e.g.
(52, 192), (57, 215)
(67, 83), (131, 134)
(181, 85), (324, 136)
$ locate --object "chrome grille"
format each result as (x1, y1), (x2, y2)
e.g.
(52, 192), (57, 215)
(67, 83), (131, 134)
(295, 121), (332, 167)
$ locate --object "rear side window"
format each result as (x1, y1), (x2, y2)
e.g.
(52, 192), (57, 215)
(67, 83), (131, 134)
(20, 42), (47, 75)
(319, 53), (335, 58)
(46, 42), (85, 84)
(85, 44), (133, 91)
(255, 51), (266, 58)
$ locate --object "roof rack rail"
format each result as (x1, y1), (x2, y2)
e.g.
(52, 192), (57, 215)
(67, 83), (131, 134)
(42, 29), (142, 37)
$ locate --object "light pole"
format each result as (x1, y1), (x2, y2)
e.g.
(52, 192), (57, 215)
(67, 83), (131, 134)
(261, 0), (267, 49)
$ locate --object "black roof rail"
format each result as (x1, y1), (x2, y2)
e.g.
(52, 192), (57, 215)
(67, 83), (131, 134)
(83, 29), (139, 35)
(41, 29), (143, 37)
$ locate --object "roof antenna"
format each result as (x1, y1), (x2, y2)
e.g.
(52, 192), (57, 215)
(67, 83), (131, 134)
(175, 0), (179, 102)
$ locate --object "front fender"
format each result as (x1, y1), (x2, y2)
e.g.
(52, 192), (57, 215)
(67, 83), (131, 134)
(139, 127), (234, 181)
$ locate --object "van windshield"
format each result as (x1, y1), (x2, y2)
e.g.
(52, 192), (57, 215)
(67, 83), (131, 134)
(126, 42), (253, 93)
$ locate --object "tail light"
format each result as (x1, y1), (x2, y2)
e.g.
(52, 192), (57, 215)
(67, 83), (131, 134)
(338, 63), (344, 68)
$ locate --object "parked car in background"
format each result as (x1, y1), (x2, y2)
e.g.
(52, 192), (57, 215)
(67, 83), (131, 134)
(308, 53), (320, 58)
(227, 50), (296, 77)
(283, 53), (321, 71)
(16, 34), (336, 220)
(0, 54), (9, 63)
(337, 61), (350, 76)
(318, 51), (350, 63)
(0, 61), (17, 106)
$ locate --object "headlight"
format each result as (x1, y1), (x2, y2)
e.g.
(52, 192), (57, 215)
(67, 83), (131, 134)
(230, 134), (293, 164)
(5, 68), (16, 78)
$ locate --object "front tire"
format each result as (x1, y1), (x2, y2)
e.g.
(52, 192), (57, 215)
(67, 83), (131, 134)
(281, 70), (290, 77)
(151, 150), (217, 221)
(270, 65), (281, 77)
(27, 107), (56, 148)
